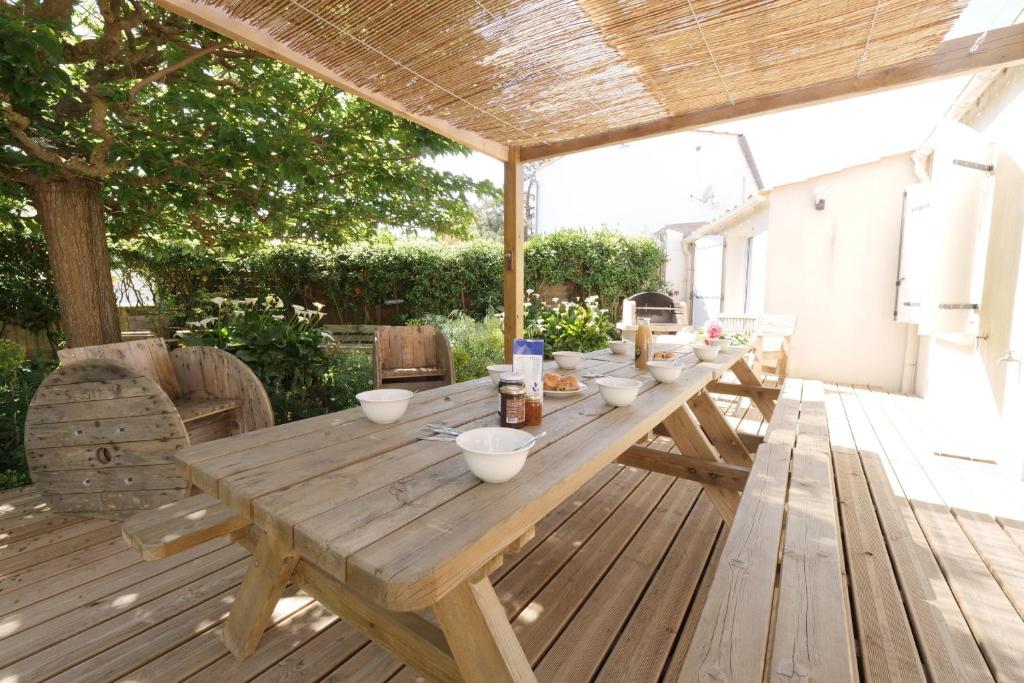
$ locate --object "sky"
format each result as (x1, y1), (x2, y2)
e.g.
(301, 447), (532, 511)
(429, 0), (1023, 234)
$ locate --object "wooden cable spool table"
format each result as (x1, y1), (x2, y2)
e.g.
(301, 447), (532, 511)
(25, 339), (273, 518)
(164, 344), (770, 681)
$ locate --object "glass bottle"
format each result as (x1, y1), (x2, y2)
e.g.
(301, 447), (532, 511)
(524, 392), (542, 426)
(635, 317), (653, 369)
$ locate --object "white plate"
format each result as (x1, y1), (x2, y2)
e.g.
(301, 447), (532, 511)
(544, 382), (588, 397)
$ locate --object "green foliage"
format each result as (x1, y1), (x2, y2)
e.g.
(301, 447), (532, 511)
(525, 230), (666, 315)
(525, 294), (616, 356)
(0, 339), (26, 373)
(1, 0), (494, 246)
(114, 230), (665, 324)
(178, 296), (369, 422)
(0, 342), (51, 489)
(418, 312), (504, 381)
(0, 225), (59, 334)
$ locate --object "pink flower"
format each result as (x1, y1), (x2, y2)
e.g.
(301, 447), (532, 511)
(706, 322), (723, 340)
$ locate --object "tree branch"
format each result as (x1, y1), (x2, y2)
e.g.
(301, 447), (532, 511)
(1, 95), (126, 179)
(126, 43), (229, 103)
(23, 0), (77, 21)
(88, 94), (118, 167)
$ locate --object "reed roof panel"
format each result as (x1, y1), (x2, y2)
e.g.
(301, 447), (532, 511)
(181, 0), (968, 152)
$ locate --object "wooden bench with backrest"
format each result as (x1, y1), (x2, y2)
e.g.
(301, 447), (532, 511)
(677, 378), (858, 682)
(26, 338), (273, 519)
(324, 324), (377, 353)
(374, 324), (455, 390)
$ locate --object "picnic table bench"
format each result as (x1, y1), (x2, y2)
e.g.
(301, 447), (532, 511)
(123, 343), (776, 682)
(679, 378), (857, 682)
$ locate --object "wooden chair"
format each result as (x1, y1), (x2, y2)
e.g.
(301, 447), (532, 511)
(25, 338), (273, 519)
(717, 313), (796, 379)
(373, 325), (455, 391)
(752, 314), (797, 379)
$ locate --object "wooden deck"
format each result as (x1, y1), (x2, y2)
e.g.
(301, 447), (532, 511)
(2, 380), (1023, 682)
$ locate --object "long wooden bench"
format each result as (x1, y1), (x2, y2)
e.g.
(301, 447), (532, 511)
(122, 492), (250, 561)
(678, 378), (858, 682)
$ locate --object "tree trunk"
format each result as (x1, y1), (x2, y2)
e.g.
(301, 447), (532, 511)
(30, 179), (121, 348)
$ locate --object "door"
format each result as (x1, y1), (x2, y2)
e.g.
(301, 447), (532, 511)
(745, 230), (768, 314)
(692, 235), (724, 327)
(980, 151), (1024, 475)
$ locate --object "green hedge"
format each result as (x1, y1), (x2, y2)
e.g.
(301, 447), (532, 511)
(116, 230), (665, 324)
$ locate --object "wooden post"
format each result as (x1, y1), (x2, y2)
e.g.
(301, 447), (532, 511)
(503, 147), (524, 362)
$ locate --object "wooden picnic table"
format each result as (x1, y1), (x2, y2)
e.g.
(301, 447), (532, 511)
(174, 343), (770, 682)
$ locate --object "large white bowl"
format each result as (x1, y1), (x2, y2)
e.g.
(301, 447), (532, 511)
(356, 389), (413, 424)
(596, 377), (643, 407)
(457, 427), (535, 483)
(693, 345), (721, 362)
(608, 340), (630, 355)
(552, 351), (583, 370)
(647, 360), (683, 383)
(486, 364), (514, 386)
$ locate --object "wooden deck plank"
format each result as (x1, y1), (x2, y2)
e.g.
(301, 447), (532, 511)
(0, 534), (130, 595)
(857, 387), (1024, 680)
(0, 559), (248, 680)
(248, 613), (368, 683)
(593, 495), (721, 683)
(824, 384), (926, 682)
(535, 479), (701, 682)
(0, 517), (116, 566)
(495, 466), (648, 617)
(662, 539), (726, 682)
(859, 388), (1024, 679)
(512, 472), (674, 661)
(0, 541), (244, 656)
(883, 393), (1024, 622)
(48, 591), (308, 683)
(117, 588), (320, 682)
(837, 385), (994, 682)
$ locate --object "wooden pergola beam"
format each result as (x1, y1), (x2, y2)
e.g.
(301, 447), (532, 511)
(150, 0), (510, 162)
(520, 23), (1024, 161)
(503, 148), (525, 361)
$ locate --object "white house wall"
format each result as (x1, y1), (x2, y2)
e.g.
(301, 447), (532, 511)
(763, 154), (917, 391)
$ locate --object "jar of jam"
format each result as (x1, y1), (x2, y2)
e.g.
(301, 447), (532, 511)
(525, 392), (542, 426)
(498, 373), (526, 428)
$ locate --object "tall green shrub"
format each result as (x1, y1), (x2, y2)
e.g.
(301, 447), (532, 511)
(116, 230), (665, 324)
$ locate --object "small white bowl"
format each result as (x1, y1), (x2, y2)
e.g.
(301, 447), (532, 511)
(693, 345), (721, 362)
(457, 427), (535, 483)
(552, 351), (583, 370)
(486, 364), (514, 386)
(596, 377), (643, 407)
(709, 338), (729, 347)
(608, 340), (630, 355)
(647, 360), (683, 383)
(356, 389), (413, 424)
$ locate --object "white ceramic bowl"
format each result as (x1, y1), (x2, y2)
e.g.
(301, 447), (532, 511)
(486, 364), (514, 386)
(693, 345), (721, 362)
(356, 389), (413, 424)
(596, 377), (643, 407)
(608, 340), (630, 355)
(710, 338), (729, 347)
(647, 360), (683, 383)
(552, 351), (583, 370)
(457, 427), (535, 483)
